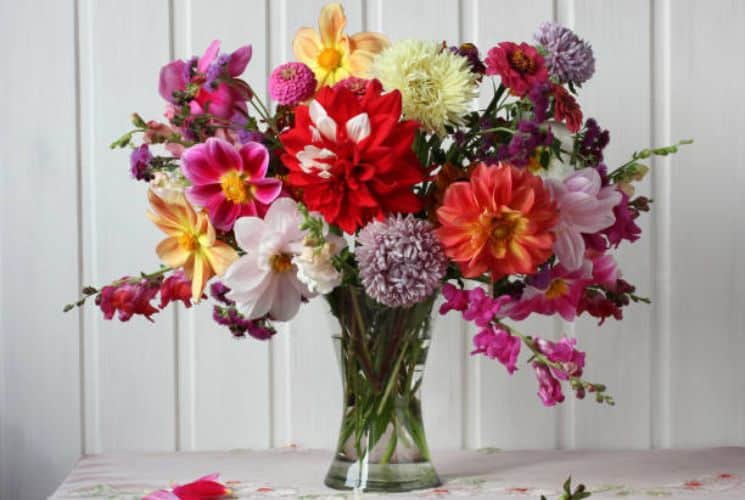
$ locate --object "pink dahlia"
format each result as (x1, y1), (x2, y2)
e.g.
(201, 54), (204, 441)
(545, 167), (622, 271)
(505, 263), (589, 322)
(181, 138), (282, 230)
(269, 62), (317, 106)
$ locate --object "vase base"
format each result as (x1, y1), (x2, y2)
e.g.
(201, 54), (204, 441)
(324, 455), (442, 492)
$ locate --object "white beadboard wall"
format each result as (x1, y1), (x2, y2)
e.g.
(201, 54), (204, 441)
(1, 0), (744, 498)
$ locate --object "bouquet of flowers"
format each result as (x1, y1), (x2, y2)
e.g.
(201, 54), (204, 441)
(66, 2), (688, 492)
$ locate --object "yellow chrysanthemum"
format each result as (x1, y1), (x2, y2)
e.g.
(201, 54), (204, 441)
(293, 3), (389, 87)
(372, 40), (479, 135)
(147, 190), (238, 302)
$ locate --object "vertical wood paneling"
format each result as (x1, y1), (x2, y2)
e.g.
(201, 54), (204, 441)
(667, 0), (745, 447)
(570, 0), (653, 449)
(275, 0), (364, 448)
(473, 0), (558, 450)
(174, 0), (272, 451)
(0, 1), (83, 498)
(80, 0), (176, 451)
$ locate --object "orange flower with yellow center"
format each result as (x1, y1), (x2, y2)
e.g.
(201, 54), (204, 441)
(435, 162), (558, 280)
(293, 3), (389, 87)
(146, 190), (238, 301)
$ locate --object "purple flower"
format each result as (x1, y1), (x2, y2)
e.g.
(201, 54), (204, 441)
(527, 81), (553, 123)
(498, 119), (553, 167)
(449, 43), (486, 77)
(534, 336), (585, 380)
(357, 214), (448, 308)
(472, 326), (521, 374)
(210, 281), (234, 305)
(130, 144), (153, 181)
(579, 118), (610, 166)
(533, 362), (565, 406)
(534, 21), (595, 85)
(268, 62), (317, 106)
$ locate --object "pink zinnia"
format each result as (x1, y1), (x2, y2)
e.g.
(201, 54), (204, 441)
(545, 167), (622, 271)
(484, 42), (548, 97)
(268, 62), (316, 106)
(505, 263), (589, 322)
(471, 326), (521, 374)
(181, 138), (282, 231)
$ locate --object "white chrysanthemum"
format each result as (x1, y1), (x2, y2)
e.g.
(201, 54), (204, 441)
(372, 40), (478, 135)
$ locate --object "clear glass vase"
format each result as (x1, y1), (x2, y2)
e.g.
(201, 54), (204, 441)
(324, 285), (441, 492)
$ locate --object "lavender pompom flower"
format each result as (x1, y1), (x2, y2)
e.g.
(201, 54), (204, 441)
(534, 21), (595, 85)
(357, 215), (448, 308)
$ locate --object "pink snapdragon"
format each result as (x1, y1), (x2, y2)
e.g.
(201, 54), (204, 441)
(439, 283), (510, 326)
(533, 362), (565, 406)
(181, 138), (282, 230)
(546, 167), (622, 270)
(590, 253), (619, 289)
(472, 326), (521, 374)
(505, 263), (589, 321)
(534, 336), (585, 380)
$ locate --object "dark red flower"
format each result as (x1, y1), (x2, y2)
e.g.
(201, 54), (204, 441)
(280, 79), (424, 233)
(552, 84), (583, 133)
(96, 278), (160, 322)
(485, 42), (549, 97)
(159, 271), (199, 309)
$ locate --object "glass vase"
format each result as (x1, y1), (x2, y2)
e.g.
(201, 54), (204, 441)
(324, 285), (441, 492)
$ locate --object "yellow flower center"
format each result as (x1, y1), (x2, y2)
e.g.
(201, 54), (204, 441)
(220, 170), (250, 204)
(178, 231), (200, 252)
(317, 47), (342, 70)
(484, 208), (528, 259)
(270, 253), (293, 273)
(545, 279), (570, 299)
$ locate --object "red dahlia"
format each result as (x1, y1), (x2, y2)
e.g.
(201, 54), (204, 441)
(279, 80), (424, 233)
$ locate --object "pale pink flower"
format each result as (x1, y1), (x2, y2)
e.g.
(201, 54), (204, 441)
(222, 198), (313, 321)
(546, 167), (622, 270)
(590, 253), (619, 289)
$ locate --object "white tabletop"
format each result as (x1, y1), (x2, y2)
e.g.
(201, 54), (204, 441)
(50, 447), (745, 499)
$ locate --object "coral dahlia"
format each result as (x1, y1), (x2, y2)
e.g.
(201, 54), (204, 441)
(435, 163), (557, 280)
(279, 80), (425, 234)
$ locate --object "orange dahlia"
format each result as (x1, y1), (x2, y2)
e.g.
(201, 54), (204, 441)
(435, 163), (558, 280)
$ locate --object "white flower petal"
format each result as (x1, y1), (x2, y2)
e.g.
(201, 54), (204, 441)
(345, 112), (371, 144)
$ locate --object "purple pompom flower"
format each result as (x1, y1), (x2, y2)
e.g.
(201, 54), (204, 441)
(357, 214), (448, 308)
(534, 21), (595, 85)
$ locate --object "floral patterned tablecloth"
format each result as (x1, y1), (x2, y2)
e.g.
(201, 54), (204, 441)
(50, 447), (745, 499)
